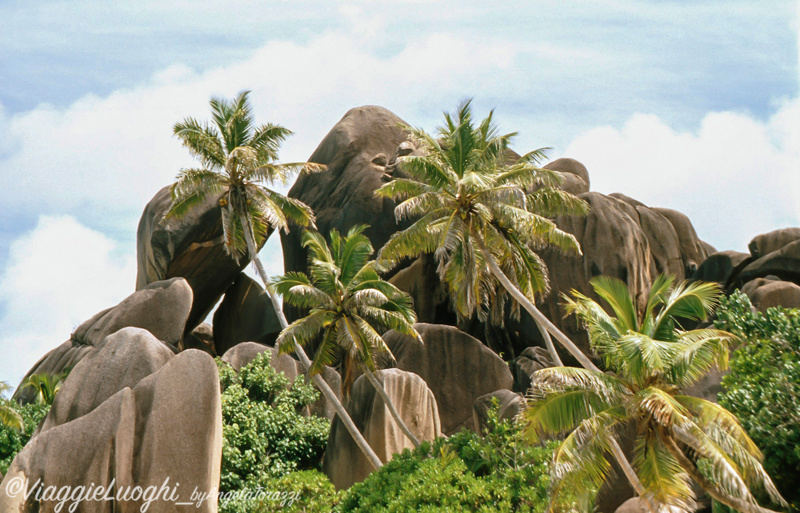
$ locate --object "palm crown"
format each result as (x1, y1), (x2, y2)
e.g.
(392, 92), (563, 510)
(376, 100), (587, 325)
(273, 225), (421, 395)
(166, 90), (319, 263)
(523, 275), (785, 513)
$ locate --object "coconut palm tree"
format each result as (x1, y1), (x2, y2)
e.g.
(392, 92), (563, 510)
(273, 225), (424, 447)
(20, 371), (68, 406)
(166, 91), (384, 470)
(0, 382), (23, 432)
(375, 99), (594, 370)
(522, 275), (786, 513)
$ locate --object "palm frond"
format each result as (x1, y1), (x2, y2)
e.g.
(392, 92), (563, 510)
(173, 118), (225, 169)
(653, 281), (721, 339)
(275, 309), (329, 353)
(633, 434), (695, 511)
(589, 276), (640, 332)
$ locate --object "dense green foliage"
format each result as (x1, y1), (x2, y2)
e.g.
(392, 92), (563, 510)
(0, 399), (49, 474)
(217, 352), (330, 501)
(219, 469), (340, 513)
(338, 412), (556, 512)
(715, 291), (800, 511)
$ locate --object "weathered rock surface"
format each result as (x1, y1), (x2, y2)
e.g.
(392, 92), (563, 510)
(14, 278), (191, 404)
(2, 350), (222, 512)
(137, 184), (266, 333)
(748, 227), (800, 259)
(744, 279), (800, 312)
(736, 239), (800, 287)
(37, 327), (174, 434)
(383, 323), (514, 435)
(472, 389), (525, 433)
(323, 368), (440, 489)
(220, 342), (342, 420)
(281, 105), (711, 364)
(282, 106), (416, 318)
(544, 157), (590, 195)
(213, 273), (280, 355)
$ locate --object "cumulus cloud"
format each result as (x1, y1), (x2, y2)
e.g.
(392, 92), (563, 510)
(0, 30), (521, 239)
(0, 216), (136, 388)
(562, 97), (800, 252)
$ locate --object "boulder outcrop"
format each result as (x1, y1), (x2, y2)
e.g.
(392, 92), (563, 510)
(2, 349), (222, 512)
(383, 323), (514, 435)
(14, 278), (191, 404)
(136, 185), (267, 333)
(282, 106), (711, 364)
(323, 368), (440, 489)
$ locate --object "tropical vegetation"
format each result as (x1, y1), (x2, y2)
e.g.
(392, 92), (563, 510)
(715, 291), (800, 511)
(375, 99), (594, 371)
(167, 91), (383, 470)
(0, 396), (49, 475)
(523, 275), (785, 513)
(19, 371), (69, 406)
(216, 352), (330, 512)
(273, 225), (423, 446)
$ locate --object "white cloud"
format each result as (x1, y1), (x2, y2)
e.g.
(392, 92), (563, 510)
(0, 216), (136, 388)
(0, 30), (520, 237)
(562, 97), (800, 252)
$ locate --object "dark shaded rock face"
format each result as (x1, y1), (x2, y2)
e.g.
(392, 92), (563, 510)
(183, 321), (216, 355)
(1, 344), (222, 512)
(213, 273), (280, 355)
(323, 368), (440, 490)
(510, 346), (553, 393)
(383, 323), (513, 435)
(737, 239), (800, 287)
(691, 250), (750, 286)
(220, 342), (342, 420)
(14, 278), (192, 404)
(136, 185), (268, 333)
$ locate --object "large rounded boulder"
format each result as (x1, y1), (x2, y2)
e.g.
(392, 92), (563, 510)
(383, 323), (514, 435)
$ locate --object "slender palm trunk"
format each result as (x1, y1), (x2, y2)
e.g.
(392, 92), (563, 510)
(473, 233), (599, 372)
(608, 438), (660, 513)
(663, 437), (781, 513)
(364, 368), (421, 448)
(241, 225), (383, 470)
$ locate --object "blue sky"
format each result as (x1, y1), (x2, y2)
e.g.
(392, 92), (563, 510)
(1, 1), (798, 387)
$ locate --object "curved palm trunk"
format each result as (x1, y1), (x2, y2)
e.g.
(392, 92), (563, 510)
(242, 226), (383, 471)
(364, 368), (421, 448)
(663, 437), (782, 513)
(473, 234), (599, 372)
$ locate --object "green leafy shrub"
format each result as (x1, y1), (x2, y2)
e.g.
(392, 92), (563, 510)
(217, 352), (330, 499)
(219, 469), (340, 513)
(0, 399), (50, 474)
(715, 291), (800, 511)
(338, 409), (556, 512)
